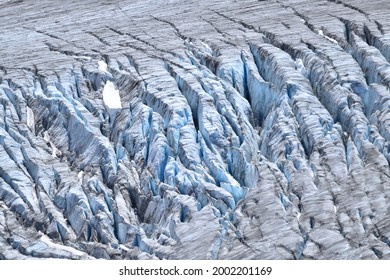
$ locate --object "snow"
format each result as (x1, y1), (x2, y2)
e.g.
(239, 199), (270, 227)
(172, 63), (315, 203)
(102, 81), (122, 109)
(51, 145), (59, 158)
(98, 60), (109, 73)
(119, 244), (130, 252)
(78, 171), (84, 183)
(73, 55), (92, 61)
(318, 29), (338, 44)
(43, 131), (50, 142)
(43, 131), (61, 158)
(295, 58), (307, 77)
(26, 106), (35, 131)
(0, 201), (9, 210)
(201, 41), (213, 54)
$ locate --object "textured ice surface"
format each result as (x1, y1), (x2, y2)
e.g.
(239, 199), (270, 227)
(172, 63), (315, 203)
(1, 0), (390, 260)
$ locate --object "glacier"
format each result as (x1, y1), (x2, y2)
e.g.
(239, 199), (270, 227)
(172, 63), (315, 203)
(1, 0), (390, 260)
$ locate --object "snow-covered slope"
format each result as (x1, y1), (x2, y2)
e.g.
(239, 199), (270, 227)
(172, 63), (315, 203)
(1, 0), (390, 259)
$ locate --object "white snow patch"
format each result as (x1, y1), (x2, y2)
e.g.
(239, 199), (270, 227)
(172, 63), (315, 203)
(119, 245), (130, 252)
(300, 18), (306, 23)
(103, 81), (122, 109)
(51, 145), (60, 158)
(98, 60), (109, 73)
(43, 131), (61, 158)
(297, 212), (301, 221)
(78, 171), (84, 183)
(73, 55), (92, 61)
(295, 58), (307, 77)
(43, 131), (50, 142)
(0, 201), (9, 210)
(318, 29), (338, 44)
(26, 106), (35, 131)
(201, 41), (213, 54)
(334, 205), (337, 214)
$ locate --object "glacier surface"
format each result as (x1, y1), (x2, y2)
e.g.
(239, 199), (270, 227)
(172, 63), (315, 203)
(1, 0), (390, 260)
